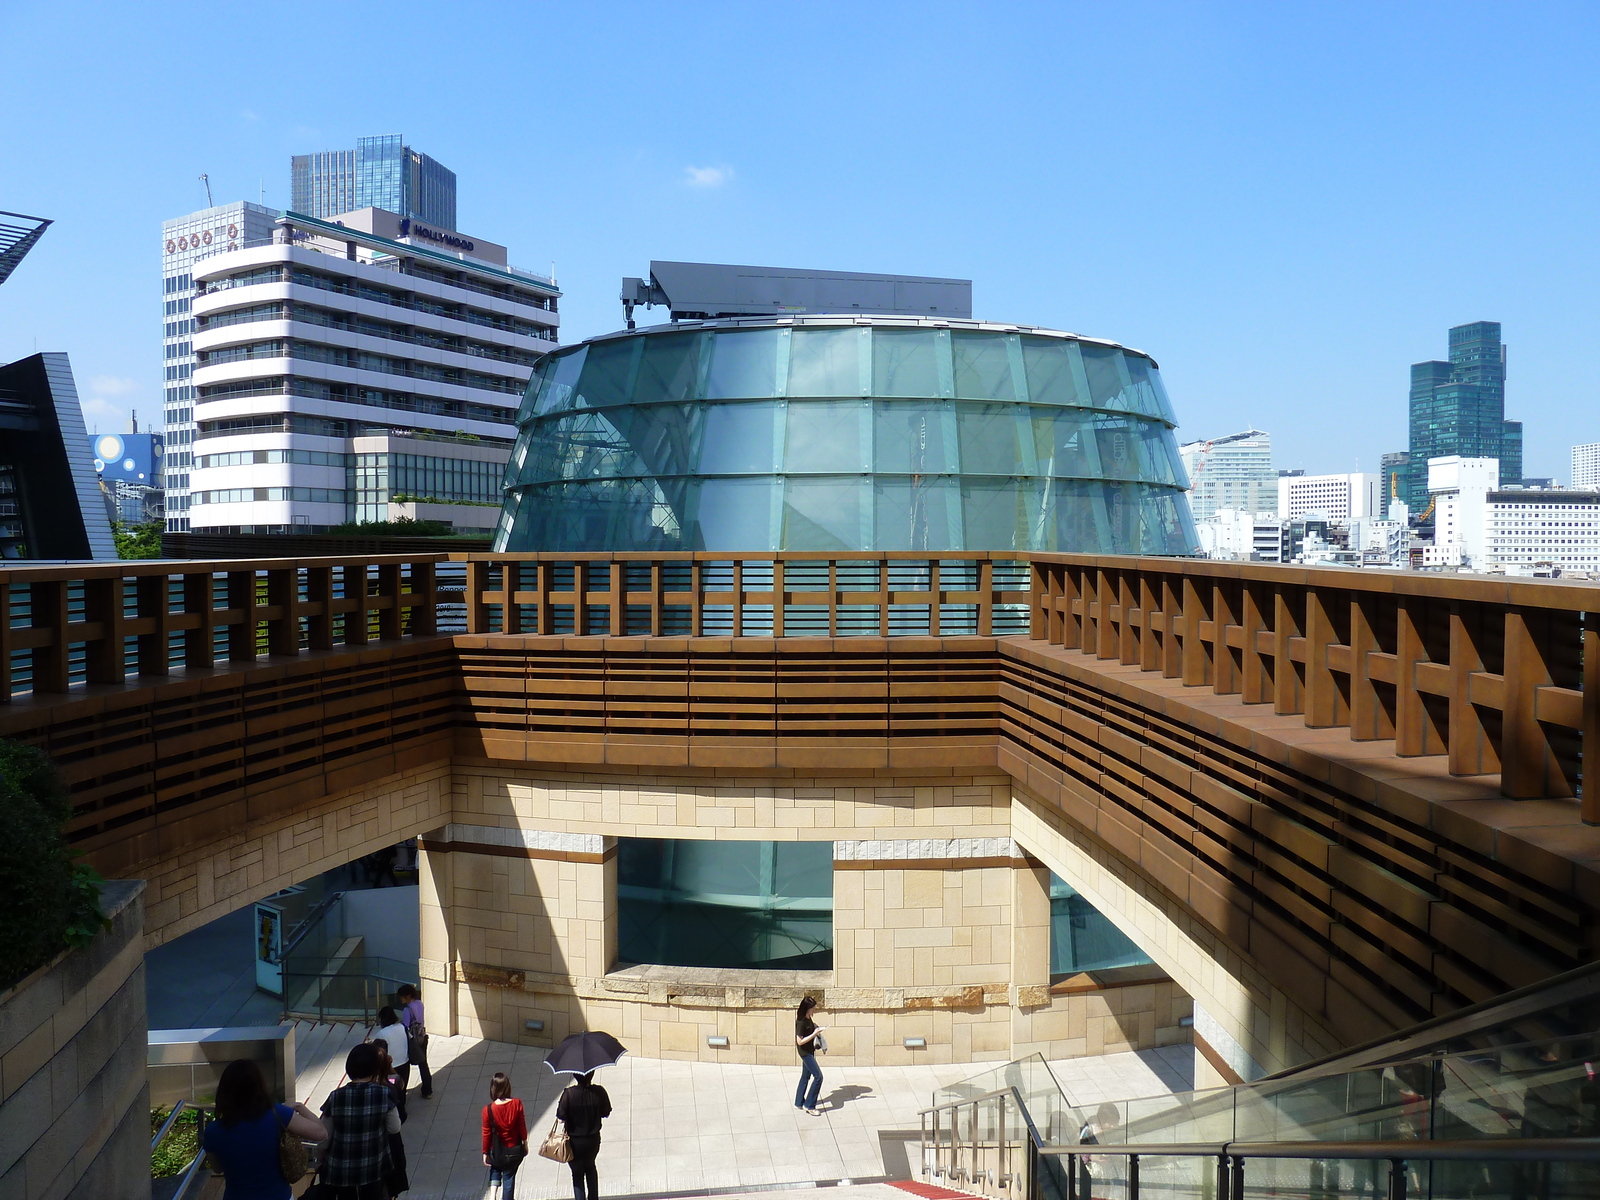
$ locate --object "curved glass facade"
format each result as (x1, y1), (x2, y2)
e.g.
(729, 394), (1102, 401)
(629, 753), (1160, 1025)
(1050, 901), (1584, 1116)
(496, 317), (1198, 554)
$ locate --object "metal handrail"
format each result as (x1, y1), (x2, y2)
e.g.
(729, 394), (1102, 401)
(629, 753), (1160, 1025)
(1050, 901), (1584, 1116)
(1038, 1138), (1600, 1162)
(150, 1099), (192, 1150)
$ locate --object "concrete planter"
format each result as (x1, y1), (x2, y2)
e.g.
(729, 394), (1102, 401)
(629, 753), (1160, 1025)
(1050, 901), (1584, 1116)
(0, 881), (149, 1200)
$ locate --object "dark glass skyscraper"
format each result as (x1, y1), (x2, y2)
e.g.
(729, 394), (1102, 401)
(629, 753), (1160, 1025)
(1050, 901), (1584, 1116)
(1404, 321), (1521, 510)
(290, 135), (457, 229)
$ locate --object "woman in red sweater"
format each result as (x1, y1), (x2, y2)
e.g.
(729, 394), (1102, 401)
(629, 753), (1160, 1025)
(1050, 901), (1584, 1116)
(480, 1072), (528, 1199)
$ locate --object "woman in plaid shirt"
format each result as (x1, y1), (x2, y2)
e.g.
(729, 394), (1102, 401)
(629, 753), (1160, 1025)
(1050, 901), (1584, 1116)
(317, 1043), (401, 1199)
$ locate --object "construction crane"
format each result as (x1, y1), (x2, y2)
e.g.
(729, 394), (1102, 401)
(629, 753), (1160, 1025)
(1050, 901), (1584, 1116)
(200, 173), (212, 207)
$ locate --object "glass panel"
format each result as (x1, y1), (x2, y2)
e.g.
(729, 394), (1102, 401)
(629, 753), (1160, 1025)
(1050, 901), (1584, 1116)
(1104, 482), (1142, 552)
(634, 331), (702, 404)
(705, 328), (780, 399)
(691, 478), (776, 550)
(1094, 414), (1149, 481)
(607, 403), (695, 479)
(873, 477), (959, 551)
(696, 402), (779, 474)
(782, 477), (868, 551)
(961, 478), (1041, 552)
(1044, 479), (1114, 553)
(1136, 420), (1178, 485)
(1144, 363), (1178, 423)
(573, 337), (636, 409)
(874, 400), (957, 474)
(773, 842), (833, 898)
(531, 346), (586, 416)
(785, 400), (867, 473)
(1121, 352), (1170, 419)
(616, 838), (833, 970)
(1032, 407), (1102, 478)
(787, 327), (860, 397)
(957, 402), (1031, 475)
(951, 331), (1017, 400)
(1020, 336), (1089, 408)
(1080, 343), (1132, 410)
(1049, 874), (1154, 974)
(1141, 489), (1199, 555)
(872, 328), (941, 398)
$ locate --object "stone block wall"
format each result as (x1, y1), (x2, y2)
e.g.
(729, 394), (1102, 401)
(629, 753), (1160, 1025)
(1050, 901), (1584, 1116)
(0, 881), (149, 1200)
(419, 768), (1197, 1065)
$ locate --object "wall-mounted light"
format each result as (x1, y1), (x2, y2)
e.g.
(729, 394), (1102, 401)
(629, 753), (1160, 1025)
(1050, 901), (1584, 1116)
(706, 1035), (730, 1048)
(524, 1019), (545, 1032)
(903, 1037), (926, 1049)
(1179, 1016), (1195, 1028)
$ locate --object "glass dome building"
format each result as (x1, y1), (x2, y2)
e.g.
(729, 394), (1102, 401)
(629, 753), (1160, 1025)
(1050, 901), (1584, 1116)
(495, 315), (1198, 554)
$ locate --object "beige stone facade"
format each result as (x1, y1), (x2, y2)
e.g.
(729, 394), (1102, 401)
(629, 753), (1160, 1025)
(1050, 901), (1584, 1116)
(417, 767), (1193, 1066)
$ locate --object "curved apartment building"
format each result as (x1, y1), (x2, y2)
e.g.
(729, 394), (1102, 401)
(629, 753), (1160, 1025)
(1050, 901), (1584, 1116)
(189, 209), (559, 534)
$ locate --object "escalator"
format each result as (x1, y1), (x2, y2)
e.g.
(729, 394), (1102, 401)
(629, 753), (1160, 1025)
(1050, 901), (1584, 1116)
(919, 965), (1600, 1199)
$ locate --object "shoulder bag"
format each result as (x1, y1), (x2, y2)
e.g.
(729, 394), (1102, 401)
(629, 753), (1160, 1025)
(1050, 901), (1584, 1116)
(536, 1117), (572, 1164)
(814, 1030), (828, 1054)
(277, 1106), (310, 1184)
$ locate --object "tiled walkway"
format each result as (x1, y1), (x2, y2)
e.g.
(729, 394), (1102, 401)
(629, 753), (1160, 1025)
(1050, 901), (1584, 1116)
(291, 1022), (1193, 1200)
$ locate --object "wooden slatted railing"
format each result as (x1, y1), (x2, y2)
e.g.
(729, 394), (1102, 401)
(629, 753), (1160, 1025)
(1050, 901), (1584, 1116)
(1028, 555), (1600, 822)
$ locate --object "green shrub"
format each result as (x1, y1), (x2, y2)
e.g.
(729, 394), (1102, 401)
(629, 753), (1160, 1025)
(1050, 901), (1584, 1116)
(0, 740), (108, 989)
(150, 1106), (202, 1177)
(325, 516), (457, 537)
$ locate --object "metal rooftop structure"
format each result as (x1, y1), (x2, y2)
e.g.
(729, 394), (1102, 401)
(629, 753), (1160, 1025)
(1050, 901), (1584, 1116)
(620, 260), (971, 328)
(0, 210), (51, 289)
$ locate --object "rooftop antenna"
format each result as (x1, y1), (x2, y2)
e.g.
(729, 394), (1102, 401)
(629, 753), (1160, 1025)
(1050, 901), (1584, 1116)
(131, 409), (138, 434)
(200, 173), (213, 207)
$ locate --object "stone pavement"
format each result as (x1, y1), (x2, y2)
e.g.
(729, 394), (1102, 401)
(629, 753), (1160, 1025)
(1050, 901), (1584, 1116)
(291, 1022), (1193, 1200)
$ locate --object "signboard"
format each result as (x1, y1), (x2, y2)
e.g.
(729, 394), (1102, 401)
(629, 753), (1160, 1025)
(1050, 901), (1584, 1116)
(254, 902), (284, 996)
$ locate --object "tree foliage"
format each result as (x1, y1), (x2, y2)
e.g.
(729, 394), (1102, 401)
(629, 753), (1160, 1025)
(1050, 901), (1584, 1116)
(0, 740), (108, 989)
(113, 519), (164, 559)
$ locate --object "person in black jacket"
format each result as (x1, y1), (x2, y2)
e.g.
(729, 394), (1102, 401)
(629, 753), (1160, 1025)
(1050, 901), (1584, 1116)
(556, 1071), (612, 1200)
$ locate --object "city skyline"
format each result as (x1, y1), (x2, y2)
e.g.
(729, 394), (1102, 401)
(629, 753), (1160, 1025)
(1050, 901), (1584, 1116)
(3, 3), (1600, 481)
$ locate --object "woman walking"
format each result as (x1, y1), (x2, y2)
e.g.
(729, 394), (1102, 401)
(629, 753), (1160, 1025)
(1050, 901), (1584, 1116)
(201, 1058), (326, 1199)
(395, 984), (432, 1099)
(317, 1043), (401, 1200)
(371, 1006), (410, 1121)
(480, 1072), (528, 1198)
(794, 995), (826, 1115)
(556, 1070), (612, 1200)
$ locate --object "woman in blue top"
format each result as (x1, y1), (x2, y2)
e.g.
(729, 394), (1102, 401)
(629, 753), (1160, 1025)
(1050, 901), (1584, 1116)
(201, 1058), (327, 1200)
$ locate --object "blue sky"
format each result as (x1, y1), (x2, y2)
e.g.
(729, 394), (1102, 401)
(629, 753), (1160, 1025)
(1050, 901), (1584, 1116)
(2, 1), (1597, 479)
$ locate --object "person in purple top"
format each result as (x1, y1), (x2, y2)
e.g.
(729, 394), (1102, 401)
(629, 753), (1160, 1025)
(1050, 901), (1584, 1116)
(396, 983), (432, 1099)
(201, 1059), (326, 1200)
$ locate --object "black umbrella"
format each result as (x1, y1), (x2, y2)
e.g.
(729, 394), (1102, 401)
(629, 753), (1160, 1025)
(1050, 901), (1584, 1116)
(544, 1030), (628, 1075)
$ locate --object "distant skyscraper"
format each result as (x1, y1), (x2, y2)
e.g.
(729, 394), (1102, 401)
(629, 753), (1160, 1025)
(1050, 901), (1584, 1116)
(1573, 442), (1600, 490)
(1380, 450), (1410, 517)
(291, 135), (457, 228)
(1179, 429), (1276, 521)
(1404, 321), (1521, 510)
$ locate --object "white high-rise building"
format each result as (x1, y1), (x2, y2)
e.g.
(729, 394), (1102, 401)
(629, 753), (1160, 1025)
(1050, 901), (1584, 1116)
(1572, 442), (1600, 490)
(1277, 472), (1381, 522)
(1180, 429), (1276, 521)
(1424, 456), (1498, 568)
(187, 207), (558, 534)
(161, 202), (281, 529)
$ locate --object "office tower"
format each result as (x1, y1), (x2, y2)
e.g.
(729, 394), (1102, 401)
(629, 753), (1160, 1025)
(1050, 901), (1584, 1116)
(1380, 450), (1410, 517)
(159, 202), (280, 530)
(1404, 321), (1521, 511)
(1573, 442), (1600, 489)
(1277, 472), (1380, 522)
(1179, 429), (1275, 522)
(291, 135), (456, 229)
(187, 207), (558, 534)
(0, 354), (117, 558)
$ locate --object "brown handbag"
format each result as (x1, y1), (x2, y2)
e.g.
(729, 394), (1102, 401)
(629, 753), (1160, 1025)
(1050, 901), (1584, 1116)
(277, 1108), (310, 1183)
(537, 1118), (572, 1164)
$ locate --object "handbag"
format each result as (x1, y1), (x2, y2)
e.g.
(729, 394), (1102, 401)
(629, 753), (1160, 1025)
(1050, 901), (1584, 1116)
(536, 1118), (572, 1164)
(277, 1107), (310, 1184)
(813, 1031), (828, 1054)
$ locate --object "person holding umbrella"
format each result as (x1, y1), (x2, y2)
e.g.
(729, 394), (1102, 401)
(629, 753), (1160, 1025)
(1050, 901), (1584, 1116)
(544, 1031), (624, 1200)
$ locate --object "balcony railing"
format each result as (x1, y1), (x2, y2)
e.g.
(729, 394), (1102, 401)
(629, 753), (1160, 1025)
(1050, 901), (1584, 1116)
(1, 551), (1595, 820)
